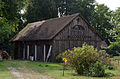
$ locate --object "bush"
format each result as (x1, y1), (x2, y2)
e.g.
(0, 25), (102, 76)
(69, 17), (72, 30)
(89, 61), (105, 77)
(60, 43), (108, 76)
(106, 42), (120, 56)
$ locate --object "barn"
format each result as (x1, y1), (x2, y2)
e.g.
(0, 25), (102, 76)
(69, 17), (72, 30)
(10, 13), (107, 62)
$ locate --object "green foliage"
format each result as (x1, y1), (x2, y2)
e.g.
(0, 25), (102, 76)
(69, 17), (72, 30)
(0, 0), (25, 42)
(54, 0), (68, 16)
(106, 42), (120, 56)
(92, 4), (113, 44)
(106, 8), (120, 56)
(89, 61), (105, 77)
(0, 0), (26, 50)
(54, 0), (95, 21)
(24, 0), (57, 23)
(70, 0), (95, 21)
(60, 43), (107, 76)
(109, 8), (120, 42)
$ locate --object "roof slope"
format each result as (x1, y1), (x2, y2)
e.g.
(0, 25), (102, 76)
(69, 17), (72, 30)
(11, 13), (103, 41)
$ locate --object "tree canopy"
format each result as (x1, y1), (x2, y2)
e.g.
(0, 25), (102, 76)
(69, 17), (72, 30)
(110, 8), (120, 42)
(92, 4), (114, 44)
(0, 0), (26, 50)
(0, 0), (25, 42)
(54, 0), (95, 22)
(24, 0), (58, 23)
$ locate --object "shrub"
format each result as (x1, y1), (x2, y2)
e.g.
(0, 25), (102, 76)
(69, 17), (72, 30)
(106, 42), (120, 56)
(89, 61), (105, 77)
(99, 50), (111, 66)
(60, 43), (107, 76)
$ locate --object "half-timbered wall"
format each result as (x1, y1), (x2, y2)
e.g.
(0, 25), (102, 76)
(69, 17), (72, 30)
(52, 15), (102, 56)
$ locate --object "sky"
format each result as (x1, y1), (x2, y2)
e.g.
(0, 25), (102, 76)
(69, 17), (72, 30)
(96, 0), (120, 10)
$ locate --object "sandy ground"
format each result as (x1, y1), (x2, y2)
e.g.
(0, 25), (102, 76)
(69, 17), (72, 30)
(8, 67), (54, 79)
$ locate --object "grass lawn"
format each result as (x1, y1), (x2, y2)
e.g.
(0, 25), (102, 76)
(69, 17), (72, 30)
(26, 61), (120, 79)
(0, 60), (120, 79)
(0, 61), (16, 79)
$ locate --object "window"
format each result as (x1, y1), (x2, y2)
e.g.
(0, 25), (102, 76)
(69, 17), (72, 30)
(72, 25), (85, 30)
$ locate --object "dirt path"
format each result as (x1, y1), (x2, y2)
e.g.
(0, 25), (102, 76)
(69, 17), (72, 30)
(8, 67), (24, 79)
(8, 67), (54, 79)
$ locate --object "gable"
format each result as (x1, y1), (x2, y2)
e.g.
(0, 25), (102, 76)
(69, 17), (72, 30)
(54, 15), (102, 42)
(52, 15), (104, 54)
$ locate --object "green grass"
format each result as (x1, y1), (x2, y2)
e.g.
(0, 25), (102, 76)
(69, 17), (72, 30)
(0, 60), (16, 79)
(25, 61), (120, 79)
(0, 60), (120, 79)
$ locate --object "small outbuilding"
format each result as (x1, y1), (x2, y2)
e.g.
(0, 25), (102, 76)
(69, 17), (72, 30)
(10, 13), (107, 62)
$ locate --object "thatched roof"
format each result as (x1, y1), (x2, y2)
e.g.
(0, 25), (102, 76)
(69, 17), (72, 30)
(11, 13), (103, 42)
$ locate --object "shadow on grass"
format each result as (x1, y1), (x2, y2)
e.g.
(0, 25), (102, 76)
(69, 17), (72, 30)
(70, 72), (115, 78)
(104, 72), (115, 77)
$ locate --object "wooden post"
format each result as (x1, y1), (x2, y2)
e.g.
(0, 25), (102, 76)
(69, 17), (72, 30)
(62, 58), (67, 76)
(46, 45), (52, 62)
(44, 45), (46, 62)
(27, 45), (29, 60)
(23, 44), (25, 59)
(63, 62), (65, 76)
(35, 45), (37, 61)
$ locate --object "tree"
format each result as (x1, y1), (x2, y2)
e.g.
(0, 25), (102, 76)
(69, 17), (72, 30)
(92, 4), (114, 45)
(110, 8), (120, 42)
(24, 0), (58, 23)
(0, 0), (26, 50)
(106, 8), (120, 56)
(54, 0), (73, 16)
(70, 0), (95, 22)
(54, 0), (95, 22)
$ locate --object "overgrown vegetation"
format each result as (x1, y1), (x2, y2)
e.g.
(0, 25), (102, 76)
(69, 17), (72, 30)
(59, 44), (110, 77)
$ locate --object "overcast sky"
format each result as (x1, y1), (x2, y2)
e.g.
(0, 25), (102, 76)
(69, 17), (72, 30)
(96, 0), (120, 10)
